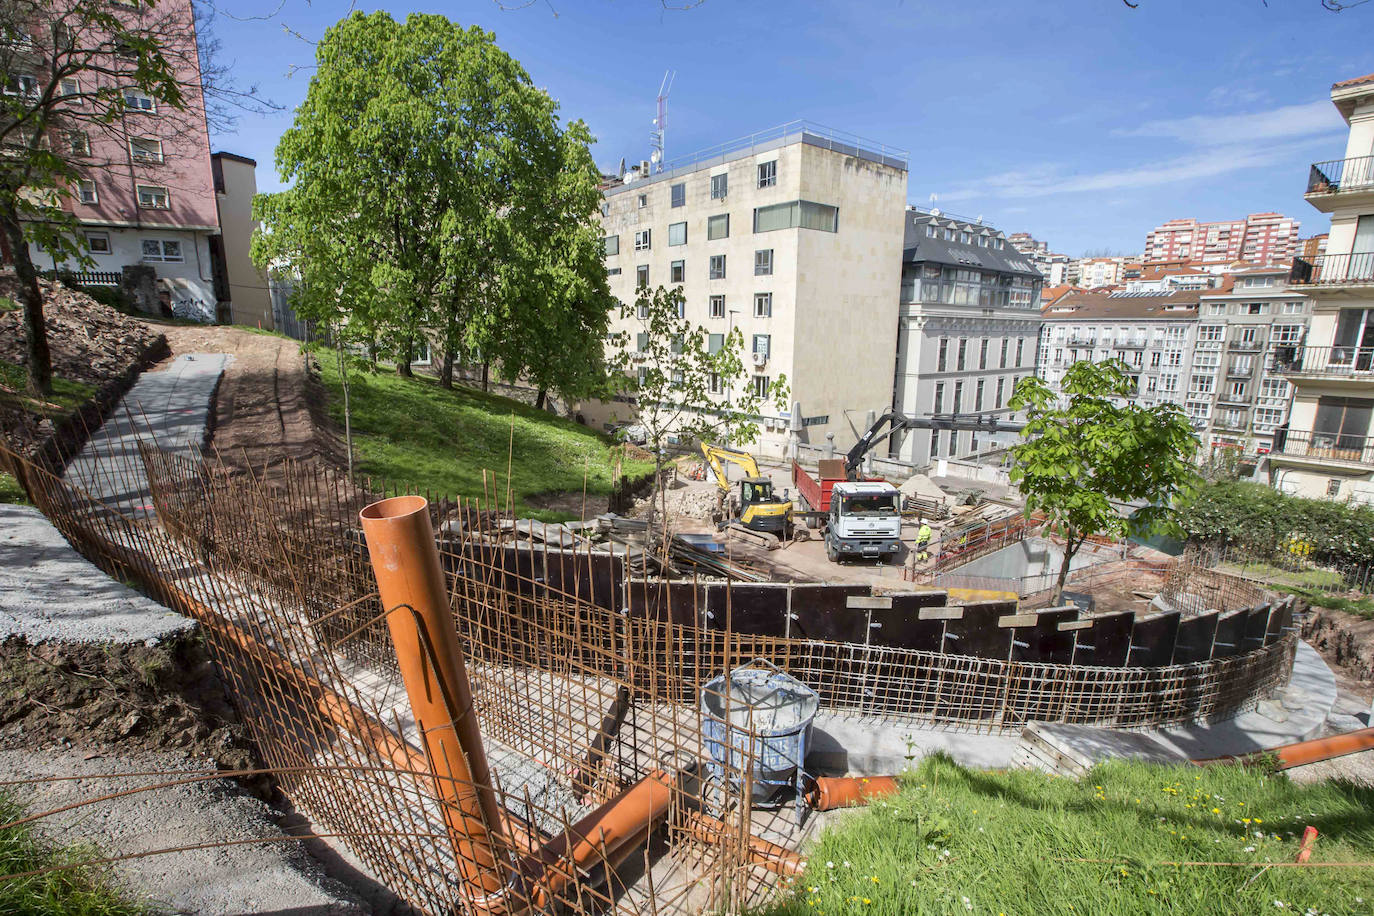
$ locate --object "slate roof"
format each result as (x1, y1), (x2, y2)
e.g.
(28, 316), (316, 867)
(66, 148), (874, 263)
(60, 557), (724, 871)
(902, 211), (1041, 278)
(1041, 289), (1200, 321)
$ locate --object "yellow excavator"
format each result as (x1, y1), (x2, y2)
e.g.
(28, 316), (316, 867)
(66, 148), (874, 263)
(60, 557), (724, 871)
(699, 443), (793, 539)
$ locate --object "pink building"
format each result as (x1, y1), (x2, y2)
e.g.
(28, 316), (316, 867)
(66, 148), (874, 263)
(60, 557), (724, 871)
(1143, 213), (1301, 267)
(20, 0), (223, 321)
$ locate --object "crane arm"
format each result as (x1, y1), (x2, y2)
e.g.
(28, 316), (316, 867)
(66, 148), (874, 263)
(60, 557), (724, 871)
(843, 411), (1026, 478)
(699, 443), (762, 492)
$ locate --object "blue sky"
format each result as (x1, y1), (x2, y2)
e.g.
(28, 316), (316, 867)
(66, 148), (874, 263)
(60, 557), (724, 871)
(205, 0), (1373, 256)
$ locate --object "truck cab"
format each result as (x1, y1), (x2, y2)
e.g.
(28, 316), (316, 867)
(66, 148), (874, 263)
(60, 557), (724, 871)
(825, 481), (903, 562)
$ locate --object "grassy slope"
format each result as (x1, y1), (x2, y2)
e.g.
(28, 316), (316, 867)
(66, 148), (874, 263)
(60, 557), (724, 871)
(0, 791), (150, 915)
(315, 354), (652, 521)
(0, 358), (95, 507)
(760, 755), (1374, 916)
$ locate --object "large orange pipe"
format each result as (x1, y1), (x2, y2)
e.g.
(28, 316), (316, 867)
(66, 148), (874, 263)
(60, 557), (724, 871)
(685, 813), (807, 877)
(805, 775), (902, 811)
(1196, 727), (1374, 771)
(359, 495), (511, 900)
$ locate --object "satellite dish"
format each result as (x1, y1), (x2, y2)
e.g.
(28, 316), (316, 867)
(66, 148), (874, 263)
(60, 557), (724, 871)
(618, 157), (626, 176)
(650, 151), (660, 164)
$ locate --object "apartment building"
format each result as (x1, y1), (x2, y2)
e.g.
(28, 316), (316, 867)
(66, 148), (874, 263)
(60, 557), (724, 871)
(1193, 266), (1310, 455)
(1038, 290), (1200, 413)
(1008, 232), (1070, 286)
(1267, 74), (1374, 502)
(890, 210), (1042, 465)
(12, 0), (222, 320)
(597, 123), (908, 457)
(1143, 213), (1301, 267)
(1077, 256), (1133, 289)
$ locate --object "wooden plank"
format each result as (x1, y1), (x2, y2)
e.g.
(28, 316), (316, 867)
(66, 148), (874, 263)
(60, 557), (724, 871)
(918, 606), (964, 620)
(847, 596), (893, 610)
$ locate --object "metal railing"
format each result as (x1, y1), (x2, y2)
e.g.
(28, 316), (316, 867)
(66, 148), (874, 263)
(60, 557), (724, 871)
(1272, 344), (1374, 378)
(43, 269), (121, 287)
(1307, 155), (1374, 195)
(1272, 428), (1374, 466)
(1291, 252), (1374, 285)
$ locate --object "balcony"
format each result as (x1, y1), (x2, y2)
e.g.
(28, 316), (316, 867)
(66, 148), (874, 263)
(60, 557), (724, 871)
(1271, 429), (1374, 469)
(1291, 252), (1374, 293)
(1272, 345), (1374, 387)
(1113, 338), (1147, 349)
(1306, 156), (1374, 211)
(1228, 339), (1263, 352)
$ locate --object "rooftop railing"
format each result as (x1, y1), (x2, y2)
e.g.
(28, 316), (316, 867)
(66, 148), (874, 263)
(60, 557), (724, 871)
(1272, 428), (1374, 467)
(1307, 155), (1374, 195)
(1290, 252), (1374, 286)
(657, 120), (909, 176)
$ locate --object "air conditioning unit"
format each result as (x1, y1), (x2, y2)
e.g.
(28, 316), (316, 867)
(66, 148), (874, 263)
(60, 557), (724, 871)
(639, 160), (651, 176)
(752, 351), (768, 367)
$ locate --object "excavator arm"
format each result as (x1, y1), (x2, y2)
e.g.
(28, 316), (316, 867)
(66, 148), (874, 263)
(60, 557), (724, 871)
(843, 411), (1026, 479)
(699, 443), (763, 492)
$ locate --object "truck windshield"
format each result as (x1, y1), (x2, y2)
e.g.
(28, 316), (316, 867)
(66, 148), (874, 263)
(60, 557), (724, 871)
(842, 493), (897, 515)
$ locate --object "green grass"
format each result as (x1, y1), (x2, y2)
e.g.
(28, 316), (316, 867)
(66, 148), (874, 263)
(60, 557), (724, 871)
(0, 790), (151, 915)
(0, 471), (27, 505)
(1276, 586), (1374, 621)
(314, 353), (653, 521)
(0, 358), (96, 420)
(758, 755), (1374, 916)
(1217, 559), (1346, 592)
(0, 296), (17, 311)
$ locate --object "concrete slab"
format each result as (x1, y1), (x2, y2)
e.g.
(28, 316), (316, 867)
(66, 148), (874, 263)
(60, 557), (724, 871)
(63, 352), (230, 516)
(807, 712), (1022, 774)
(0, 504), (195, 645)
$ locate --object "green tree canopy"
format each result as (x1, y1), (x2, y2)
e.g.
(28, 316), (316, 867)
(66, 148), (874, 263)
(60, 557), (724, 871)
(1009, 359), (1199, 600)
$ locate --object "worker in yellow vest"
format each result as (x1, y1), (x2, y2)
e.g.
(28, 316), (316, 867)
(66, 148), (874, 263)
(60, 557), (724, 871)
(915, 521), (933, 562)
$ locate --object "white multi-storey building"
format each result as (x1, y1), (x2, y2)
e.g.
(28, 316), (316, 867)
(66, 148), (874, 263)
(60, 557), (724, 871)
(1267, 73), (1374, 502)
(890, 210), (1042, 465)
(596, 123), (908, 457)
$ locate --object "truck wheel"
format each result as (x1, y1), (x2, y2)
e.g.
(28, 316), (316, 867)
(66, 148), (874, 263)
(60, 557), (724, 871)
(807, 514), (820, 530)
(826, 539), (839, 563)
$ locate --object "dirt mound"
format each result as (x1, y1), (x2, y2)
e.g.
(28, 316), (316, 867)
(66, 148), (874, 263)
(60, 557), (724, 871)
(1302, 606), (1374, 686)
(0, 277), (162, 389)
(0, 633), (267, 797)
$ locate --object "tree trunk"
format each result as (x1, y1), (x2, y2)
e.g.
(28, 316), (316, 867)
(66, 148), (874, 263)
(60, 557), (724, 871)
(1052, 528), (1078, 604)
(481, 361), (490, 392)
(0, 205), (52, 395)
(440, 346), (454, 389)
(397, 334), (414, 378)
(535, 388), (547, 411)
(334, 326), (354, 477)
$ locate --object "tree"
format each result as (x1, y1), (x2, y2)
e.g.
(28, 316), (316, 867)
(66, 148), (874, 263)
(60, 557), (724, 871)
(609, 285), (789, 542)
(1008, 359), (1199, 602)
(0, 0), (190, 394)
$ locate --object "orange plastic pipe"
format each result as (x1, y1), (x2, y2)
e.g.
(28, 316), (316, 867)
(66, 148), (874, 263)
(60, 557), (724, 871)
(806, 775), (901, 811)
(360, 495), (510, 900)
(685, 813), (807, 877)
(1195, 727), (1374, 771)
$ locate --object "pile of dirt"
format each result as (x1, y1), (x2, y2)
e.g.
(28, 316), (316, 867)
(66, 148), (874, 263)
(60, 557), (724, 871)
(0, 277), (162, 389)
(1302, 606), (1374, 686)
(0, 633), (267, 797)
(633, 478), (721, 520)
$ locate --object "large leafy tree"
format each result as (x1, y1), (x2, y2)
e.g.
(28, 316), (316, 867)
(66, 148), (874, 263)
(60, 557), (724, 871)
(0, 0), (188, 395)
(257, 10), (611, 403)
(1009, 359), (1199, 602)
(610, 285), (789, 541)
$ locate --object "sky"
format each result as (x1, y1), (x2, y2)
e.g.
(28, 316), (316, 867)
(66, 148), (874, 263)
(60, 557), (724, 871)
(203, 0), (1374, 257)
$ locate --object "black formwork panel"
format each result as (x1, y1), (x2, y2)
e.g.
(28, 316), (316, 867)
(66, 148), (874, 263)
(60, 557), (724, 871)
(1264, 600), (1287, 646)
(1172, 611), (1219, 665)
(1070, 612), (1135, 668)
(943, 601), (1015, 659)
(1127, 612), (1180, 668)
(1008, 607), (1079, 664)
(1210, 609), (1248, 659)
(703, 583), (789, 636)
(787, 584), (871, 644)
(1273, 600), (1296, 642)
(869, 593), (948, 652)
(626, 579), (703, 627)
(1241, 604), (1272, 652)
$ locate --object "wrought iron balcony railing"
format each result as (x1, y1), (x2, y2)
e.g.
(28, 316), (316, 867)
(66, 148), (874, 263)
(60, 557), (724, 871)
(1291, 252), (1374, 286)
(1307, 155), (1374, 195)
(1272, 345), (1374, 378)
(1273, 428), (1374, 466)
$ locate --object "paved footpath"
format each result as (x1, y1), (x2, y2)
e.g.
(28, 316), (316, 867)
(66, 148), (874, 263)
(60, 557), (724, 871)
(63, 352), (231, 516)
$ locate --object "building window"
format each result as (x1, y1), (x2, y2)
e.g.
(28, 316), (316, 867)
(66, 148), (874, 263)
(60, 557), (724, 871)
(636, 332), (649, 351)
(670, 182), (685, 208)
(754, 292), (772, 318)
(1015, 338), (1024, 366)
(84, 231), (109, 253)
(995, 377), (1005, 408)
(975, 379), (985, 411)
(670, 260), (684, 284)
(933, 382), (944, 414)
(1328, 478), (1342, 497)
(709, 372), (723, 393)
(710, 173), (728, 199)
(926, 224), (936, 238)
(953, 381), (964, 412)
(637, 367), (648, 387)
(603, 235), (619, 256)
(129, 137), (163, 163)
(637, 193), (647, 208)
(937, 338), (948, 373)
(123, 88), (156, 112)
(634, 229), (651, 251)
(59, 77), (80, 98)
(752, 375), (770, 398)
(1229, 380), (1246, 399)
(1000, 338), (1008, 369)
(141, 238), (182, 262)
(674, 299), (685, 319)
(637, 301), (649, 319)
(65, 131), (89, 156)
(957, 338), (967, 371)
(707, 213), (729, 240)
(757, 160), (777, 188)
(752, 200), (839, 233)
(3, 74), (38, 97)
(1283, 301), (1304, 315)
(979, 338), (989, 370)
(753, 334), (770, 358)
(709, 254), (726, 280)
(668, 221), (686, 246)
(709, 295), (725, 319)
(77, 179), (97, 204)
(636, 265), (649, 288)
(136, 184), (168, 209)
(1245, 303), (1268, 315)
(931, 429), (941, 457)
(754, 249), (773, 276)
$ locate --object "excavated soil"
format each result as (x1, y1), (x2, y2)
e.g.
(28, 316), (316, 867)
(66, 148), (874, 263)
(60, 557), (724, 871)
(0, 634), (268, 797)
(1302, 606), (1374, 687)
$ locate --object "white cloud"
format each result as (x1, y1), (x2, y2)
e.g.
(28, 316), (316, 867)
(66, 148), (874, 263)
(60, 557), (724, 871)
(1112, 100), (1342, 146)
(938, 137), (1329, 202)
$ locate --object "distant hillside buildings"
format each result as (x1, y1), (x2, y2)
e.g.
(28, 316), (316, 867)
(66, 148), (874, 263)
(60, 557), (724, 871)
(1143, 213), (1301, 267)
